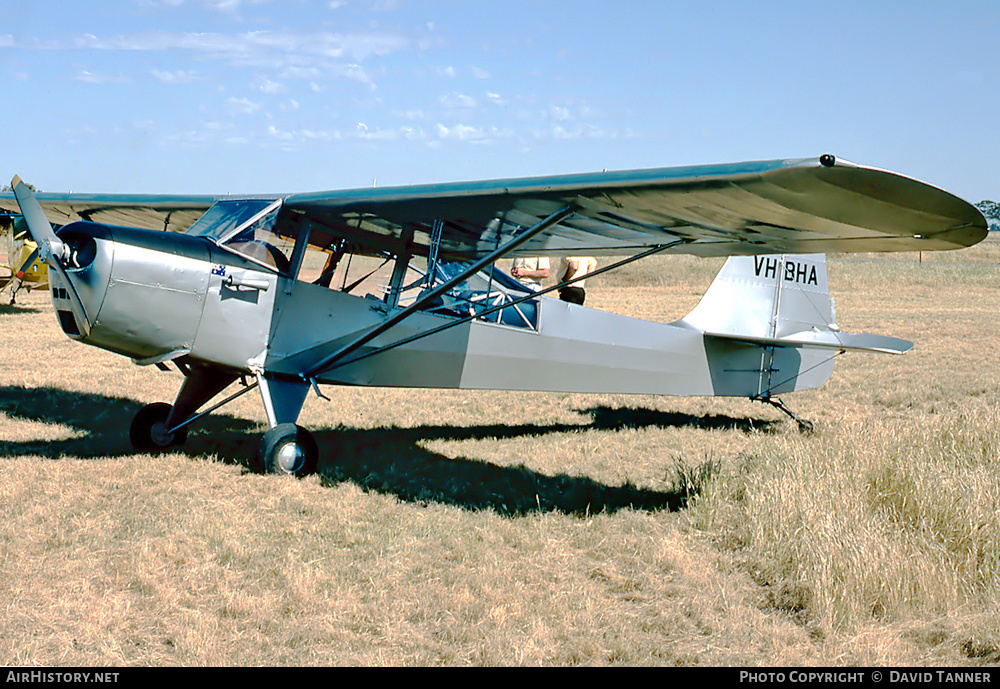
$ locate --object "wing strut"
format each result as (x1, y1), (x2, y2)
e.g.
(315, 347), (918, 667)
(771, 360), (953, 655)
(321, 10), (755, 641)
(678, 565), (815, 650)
(302, 204), (577, 380)
(425, 218), (444, 285)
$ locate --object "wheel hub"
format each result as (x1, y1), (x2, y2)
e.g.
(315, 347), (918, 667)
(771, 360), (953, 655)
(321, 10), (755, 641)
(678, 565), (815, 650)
(275, 441), (305, 474)
(149, 421), (175, 447)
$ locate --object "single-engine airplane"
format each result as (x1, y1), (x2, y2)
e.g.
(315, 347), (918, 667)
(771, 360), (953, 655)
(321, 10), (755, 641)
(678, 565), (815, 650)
(0, 214), (48, 304)
(0, 155), (987, 476)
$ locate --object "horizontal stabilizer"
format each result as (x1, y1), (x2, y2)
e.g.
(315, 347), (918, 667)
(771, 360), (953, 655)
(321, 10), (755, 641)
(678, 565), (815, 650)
(705, 329), (913, 355)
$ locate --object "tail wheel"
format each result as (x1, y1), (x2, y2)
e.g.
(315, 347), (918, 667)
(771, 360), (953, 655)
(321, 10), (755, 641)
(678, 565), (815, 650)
(254, 423), (318, 477)
(130, 402), (187, 452)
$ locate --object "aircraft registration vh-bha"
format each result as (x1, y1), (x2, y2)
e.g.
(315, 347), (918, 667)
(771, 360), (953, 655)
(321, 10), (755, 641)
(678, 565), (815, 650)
(0, 155), (988, 477)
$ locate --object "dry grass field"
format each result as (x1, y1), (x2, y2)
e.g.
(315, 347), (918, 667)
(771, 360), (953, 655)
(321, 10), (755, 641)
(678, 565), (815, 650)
(2, 238), (1000, 666)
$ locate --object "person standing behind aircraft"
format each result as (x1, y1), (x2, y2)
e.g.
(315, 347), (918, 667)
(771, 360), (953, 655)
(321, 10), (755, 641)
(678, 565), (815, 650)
(510, 256), (549, 291)
(558, 256), (597, 305)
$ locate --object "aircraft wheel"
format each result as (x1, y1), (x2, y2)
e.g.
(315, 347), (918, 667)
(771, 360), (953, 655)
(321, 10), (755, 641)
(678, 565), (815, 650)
(130, 402), (187, 452)
(255, 423), (318, 477)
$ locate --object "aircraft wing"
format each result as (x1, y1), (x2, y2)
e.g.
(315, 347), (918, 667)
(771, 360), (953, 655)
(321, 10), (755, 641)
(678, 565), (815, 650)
(0, 192), (224, 232)
(2, 155), (986, 258)
(281, 155), (987, 259)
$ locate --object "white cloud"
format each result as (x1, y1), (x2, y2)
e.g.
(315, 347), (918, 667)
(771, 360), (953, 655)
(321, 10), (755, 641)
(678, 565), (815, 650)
(356, 122), (397, 141)
(150, 69), (201, 84)
(331, 63), (378, 89)
(397, 109), (427, 121)
(255, 77), (288, 94)
(146, 0), (241, 12)
(280, 66), (323, 81)
(203, 0), (242, 12)
(72, 70), (129, 84)
(551, 124), (615, 141)
(549, 106), (571, 121)
(74, 70), (103, 84)
(436, 123), (486, 142)
(440, 92), (478, 109)
(267, 124), (295, 141)
(39, 29), (410, 67)
(227, 96), (262, 114)
(302, 128), (337, 141)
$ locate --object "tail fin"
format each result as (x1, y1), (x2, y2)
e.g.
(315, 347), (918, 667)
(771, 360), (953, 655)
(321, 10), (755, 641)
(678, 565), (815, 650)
(676, 254), (911, 397)
(680, 254), (911, 354)
(681, 254), (834, 340)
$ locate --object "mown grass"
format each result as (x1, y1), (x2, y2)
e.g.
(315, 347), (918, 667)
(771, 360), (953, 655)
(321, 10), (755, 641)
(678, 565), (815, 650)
(2, 238), (1000, 665)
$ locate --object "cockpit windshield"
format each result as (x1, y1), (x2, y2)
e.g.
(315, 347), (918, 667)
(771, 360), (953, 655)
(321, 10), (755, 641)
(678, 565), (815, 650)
(186, 199), (294, 273)
(186, 199), (278, 242)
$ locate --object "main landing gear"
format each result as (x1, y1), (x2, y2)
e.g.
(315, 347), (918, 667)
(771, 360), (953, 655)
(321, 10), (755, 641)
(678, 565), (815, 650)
(127, 366), (320, 478)
(129, 402), (319, 477)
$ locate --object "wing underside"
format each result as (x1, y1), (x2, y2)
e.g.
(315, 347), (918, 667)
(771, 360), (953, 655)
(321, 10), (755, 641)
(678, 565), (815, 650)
(2, 156), (987, 259)
(0, 193), (224, 233)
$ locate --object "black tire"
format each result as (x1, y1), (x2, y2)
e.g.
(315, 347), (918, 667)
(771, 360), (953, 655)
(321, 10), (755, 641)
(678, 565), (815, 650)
(254, 423), (318, 477)
(130, 402), (187, 452)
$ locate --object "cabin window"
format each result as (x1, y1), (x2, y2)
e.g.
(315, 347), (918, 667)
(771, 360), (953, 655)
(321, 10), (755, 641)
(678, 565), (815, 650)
(295, 240), (539, 330)
(416, 260), (540, 330)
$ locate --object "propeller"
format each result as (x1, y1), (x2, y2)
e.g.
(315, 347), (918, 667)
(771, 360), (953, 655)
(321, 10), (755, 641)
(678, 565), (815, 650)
(10, 176), (91, 335)
(11, 176), (67, 265)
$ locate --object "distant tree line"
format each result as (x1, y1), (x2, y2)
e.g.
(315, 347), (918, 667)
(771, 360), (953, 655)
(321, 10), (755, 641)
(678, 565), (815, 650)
(976, 200), (1000, 218)
(1, 182), (36, 192)
(976, 201), (1000, 231)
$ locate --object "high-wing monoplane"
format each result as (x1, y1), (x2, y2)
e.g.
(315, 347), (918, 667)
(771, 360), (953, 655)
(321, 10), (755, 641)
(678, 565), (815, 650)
(0, 214), (48, 304)
(0, 155), (987, 476)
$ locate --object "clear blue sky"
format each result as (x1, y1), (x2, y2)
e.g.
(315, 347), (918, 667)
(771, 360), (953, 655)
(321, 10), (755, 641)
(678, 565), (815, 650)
(2, 0), (997, 202)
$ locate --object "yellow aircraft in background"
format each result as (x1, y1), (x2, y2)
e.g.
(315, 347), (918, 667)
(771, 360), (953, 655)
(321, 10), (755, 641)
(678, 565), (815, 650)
(1, 214), (48, 304)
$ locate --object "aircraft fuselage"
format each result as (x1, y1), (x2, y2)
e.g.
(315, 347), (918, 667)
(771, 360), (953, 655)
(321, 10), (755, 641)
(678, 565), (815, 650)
(50, 220), (833, 402)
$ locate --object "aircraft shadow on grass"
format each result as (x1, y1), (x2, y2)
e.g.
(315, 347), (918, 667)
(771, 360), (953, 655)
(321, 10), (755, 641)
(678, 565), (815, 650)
(0, 385), (779, 516)
(0, 303), (43, 315)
